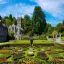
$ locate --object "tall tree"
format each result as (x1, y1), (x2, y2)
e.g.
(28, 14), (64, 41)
(9, 14), (13, 25)
(32, 6), (46, 35)
(23, 14), (32, 34)
(13, 17), (17, 25)
(5, 19), (11, 27)
(4, 15), (13, 27)
(56, 21), (64, 33)
(0, 16), (2, 20)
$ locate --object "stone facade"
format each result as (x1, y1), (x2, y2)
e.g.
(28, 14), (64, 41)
(8, 17), (23, 40)
(0, 20), (8, 42)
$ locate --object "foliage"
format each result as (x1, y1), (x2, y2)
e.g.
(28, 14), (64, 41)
(39, 34), (47, 40)
(32, 6), (46, 35)
(56, 20), (64, 33)
(3, 14), (17, 27)
(61, 32), (64, 37)
(47, 34), (53, 38)
(22, 36), (29, 40)
(0, 16), (2, 20)
(9, 31), (14, 37)
(13, 52), (25, 60)
(37, 52), (46, 57)
(33, 36), (39, 40)
(23, 14), (32, 34)
(0, 40), (54, 45)
(61, 37), (64, 41)
(12, 17), (17, 25)
(52, 31), (58, 37)
(20, 58), (43, 64)
(0, 42), (64, 63)
(0, 6), (64, 37)
(5, 19), (11, 27)
(9, 14), (13, 23)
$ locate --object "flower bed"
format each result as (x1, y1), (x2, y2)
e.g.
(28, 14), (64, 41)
(52, 58), (64, 63)
(13, 52), (25, 60)
(0, 43), (64, 63)
(0, 58), (7, 63)
(20, 58), (43, 64)
(36, 51), (48, 60)
(0, 50), (13, 54)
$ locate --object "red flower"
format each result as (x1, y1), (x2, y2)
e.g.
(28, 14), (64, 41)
(0, 58), (7, 63)
(38, 52), (46, 57)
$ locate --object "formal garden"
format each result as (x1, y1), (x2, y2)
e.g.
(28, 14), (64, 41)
(0, 40), (64, 64)
(0, 5), (64, 64)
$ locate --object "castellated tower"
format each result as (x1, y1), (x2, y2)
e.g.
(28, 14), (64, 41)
(17, 17), (22, 28)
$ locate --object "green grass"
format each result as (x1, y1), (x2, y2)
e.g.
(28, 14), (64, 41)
(0, 42), (12, 46)
(0, 40), (58, 46)
(13, 40), (54, 44)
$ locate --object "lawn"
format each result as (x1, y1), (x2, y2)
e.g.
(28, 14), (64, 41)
(14, 40), (53, 44)
(0, 40), (56, 46)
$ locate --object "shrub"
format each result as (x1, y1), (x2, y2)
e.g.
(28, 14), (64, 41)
(48, 34), (53, 38)
(22, 36), (29, 40)
(33, 36), (39, 40)
(61, 37), (64, 41)
(8, 31), (15, 40)
(61, 32), (64, 37)
(9, 31), (14, 37)
(39, 35), (47, 40)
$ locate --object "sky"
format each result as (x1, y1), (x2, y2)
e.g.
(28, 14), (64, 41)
(0, 0), (64, 26)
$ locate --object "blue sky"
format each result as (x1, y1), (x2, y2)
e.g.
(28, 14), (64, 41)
(0, 0), (64, 26)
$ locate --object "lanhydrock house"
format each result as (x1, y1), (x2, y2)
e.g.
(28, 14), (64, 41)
(0, 20), (8, 42)
(8, 17), (23, 40)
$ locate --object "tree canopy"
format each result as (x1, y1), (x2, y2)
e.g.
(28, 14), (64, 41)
(0, 6), (64, 37)
(32, 6), (47, 35)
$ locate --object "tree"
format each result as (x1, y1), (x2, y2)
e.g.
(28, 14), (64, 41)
(62, 20), (64, 25)
(4, 14), (17, 27)
(0, 16), (2, 20)
(52, 31), (58, 38)
(5, 19), (11, 27)
(23, 14), (32, 34)
(56, 23), (64, 33)
(45, 24), (52, 34)
(9, 14), (13, 20)
(52, 31), (58, 41)
(32, 6), (46, 35)
(9, 14), (13, 25)
(13, 17), (17, 25)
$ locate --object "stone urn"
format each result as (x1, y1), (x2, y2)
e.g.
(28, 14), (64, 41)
(28, 48), (34, 56)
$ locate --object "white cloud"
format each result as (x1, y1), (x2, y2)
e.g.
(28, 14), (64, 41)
(0, 3), (34, 18)
(31, 0), (64, 19)
(0, 0), (8, 4)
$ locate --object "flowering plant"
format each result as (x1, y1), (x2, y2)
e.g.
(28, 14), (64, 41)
(37, 52), (46, 57)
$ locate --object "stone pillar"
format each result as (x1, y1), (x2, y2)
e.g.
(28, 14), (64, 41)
(46, 36), (48, 40)
(56, 35), (57, 38)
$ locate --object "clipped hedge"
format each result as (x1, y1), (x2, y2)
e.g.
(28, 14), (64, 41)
(61, 37), (64, 41)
